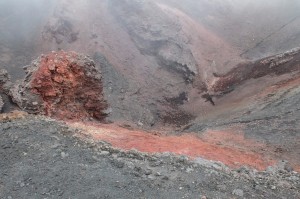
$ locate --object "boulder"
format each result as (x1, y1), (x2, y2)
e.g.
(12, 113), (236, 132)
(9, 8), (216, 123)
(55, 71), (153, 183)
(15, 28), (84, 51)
(10, 51), (108, 121)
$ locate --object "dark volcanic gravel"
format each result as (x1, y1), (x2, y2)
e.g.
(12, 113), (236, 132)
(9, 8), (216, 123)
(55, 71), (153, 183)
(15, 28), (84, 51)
(0, 116), (300, 199)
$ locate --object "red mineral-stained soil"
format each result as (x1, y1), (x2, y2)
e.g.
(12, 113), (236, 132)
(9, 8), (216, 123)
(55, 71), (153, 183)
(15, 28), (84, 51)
(70, 122), (277, 171)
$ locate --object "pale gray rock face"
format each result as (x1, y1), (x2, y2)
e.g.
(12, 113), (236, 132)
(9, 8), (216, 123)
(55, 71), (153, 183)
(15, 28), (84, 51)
(0, 69), (11, 112)
(0, 69), (10, 90)
(8, 58), (45, 114)
(0, 95), (3, 112)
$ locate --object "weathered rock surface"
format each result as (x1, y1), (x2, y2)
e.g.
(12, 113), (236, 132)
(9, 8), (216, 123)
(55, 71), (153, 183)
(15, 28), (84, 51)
(212, 47), (300, 93)
(109, 0), (242, 84)
(0, 69), (10, 91)
(10, 51), (107, 121)
(42, 17), (79, 45)
(0, 96), (3, 112)
(0, 69), (11, 112)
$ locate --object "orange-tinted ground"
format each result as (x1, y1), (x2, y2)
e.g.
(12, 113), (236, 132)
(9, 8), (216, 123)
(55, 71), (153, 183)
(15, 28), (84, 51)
(69, 122), (278, 171)
(63, 73), (300, 172)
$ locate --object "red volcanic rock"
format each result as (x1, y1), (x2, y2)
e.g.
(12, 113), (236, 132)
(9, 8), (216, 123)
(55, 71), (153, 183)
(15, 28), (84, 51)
(212, 47), (300, 93)
(10, 51), (107, 121)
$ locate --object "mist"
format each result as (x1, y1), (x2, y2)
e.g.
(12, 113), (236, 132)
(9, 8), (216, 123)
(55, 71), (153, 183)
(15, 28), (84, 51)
(0, 0), (57, 79)
(1, 0), (300, 80)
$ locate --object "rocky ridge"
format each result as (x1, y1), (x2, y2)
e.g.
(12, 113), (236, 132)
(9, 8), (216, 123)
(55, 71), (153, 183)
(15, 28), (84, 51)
(212, 47), (300, 93)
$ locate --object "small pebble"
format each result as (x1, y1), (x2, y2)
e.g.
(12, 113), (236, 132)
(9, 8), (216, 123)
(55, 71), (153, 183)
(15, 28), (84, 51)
(232, 189), (244, 197)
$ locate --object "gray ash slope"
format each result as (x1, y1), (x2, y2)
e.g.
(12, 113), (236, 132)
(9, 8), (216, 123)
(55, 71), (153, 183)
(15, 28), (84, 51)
(1, 116), (300, 199)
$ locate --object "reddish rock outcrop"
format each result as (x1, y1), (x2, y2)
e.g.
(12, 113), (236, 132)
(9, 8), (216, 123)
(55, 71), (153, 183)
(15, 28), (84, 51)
(10, 51), (107, 121)
(212, 47), (300, 93)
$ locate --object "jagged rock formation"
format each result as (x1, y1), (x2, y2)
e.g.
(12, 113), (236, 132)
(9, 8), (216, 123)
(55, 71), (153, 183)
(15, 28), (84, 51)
(42, 18), (79, 45)
(10, 51), (107, 121)
(109, 0), (243, 84)
(0, 69), (11, 112)
(0, 69), (10, 91)
(212, 47), (300, 93)
(110, 0), (198, 83)
(0, 96), (3, 112)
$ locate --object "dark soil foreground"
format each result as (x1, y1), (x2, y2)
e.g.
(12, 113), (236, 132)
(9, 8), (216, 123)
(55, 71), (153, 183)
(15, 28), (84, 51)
(1, 115), (299, 199)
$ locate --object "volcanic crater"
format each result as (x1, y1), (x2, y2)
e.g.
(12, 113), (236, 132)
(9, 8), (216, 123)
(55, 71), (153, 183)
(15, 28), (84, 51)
(1, 0), (300, 198)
